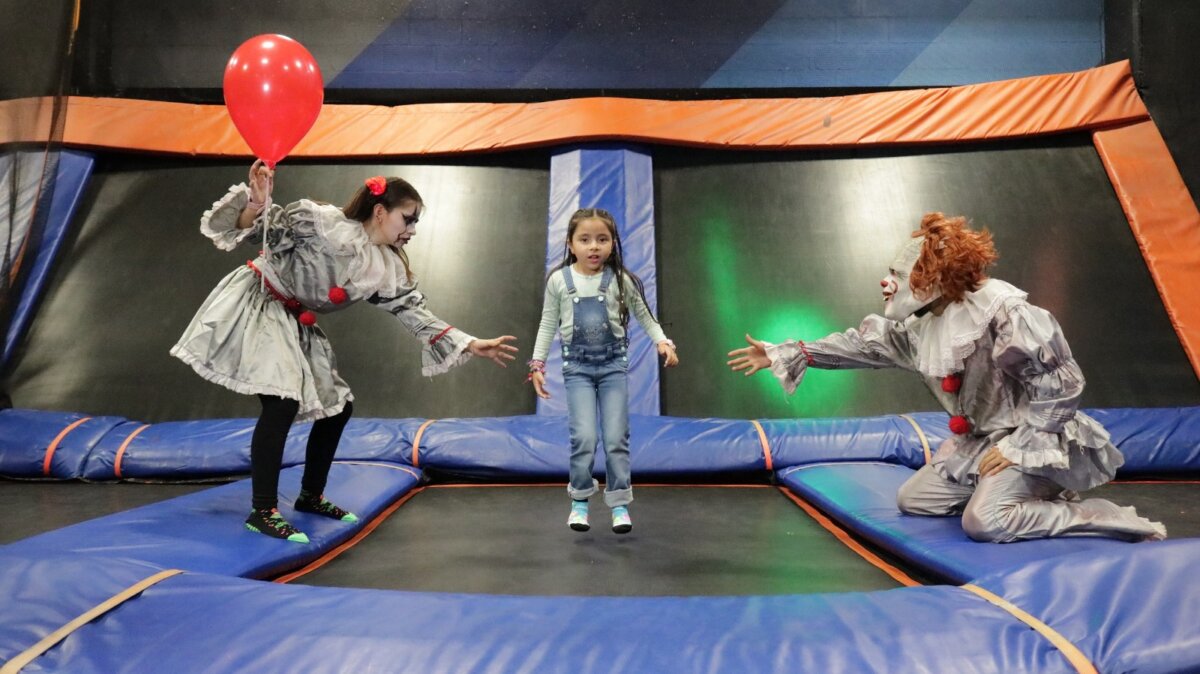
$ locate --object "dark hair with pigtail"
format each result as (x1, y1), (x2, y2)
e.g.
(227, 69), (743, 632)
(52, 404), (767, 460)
(909, 212), (998, 303)
(549, 208), (660, 329)
(342, 177), (424, 282)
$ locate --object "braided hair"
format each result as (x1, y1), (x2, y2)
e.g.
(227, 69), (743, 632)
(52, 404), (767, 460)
(549, 208), (660, 329)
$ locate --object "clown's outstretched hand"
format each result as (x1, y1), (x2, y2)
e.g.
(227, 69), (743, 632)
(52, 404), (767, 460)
(727, 334), (770, 376)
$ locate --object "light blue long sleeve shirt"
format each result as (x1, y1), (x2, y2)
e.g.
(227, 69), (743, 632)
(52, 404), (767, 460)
(532, 266), (668, 362)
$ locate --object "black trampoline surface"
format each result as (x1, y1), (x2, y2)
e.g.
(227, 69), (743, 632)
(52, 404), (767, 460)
(4, 478), (1196, 587)
(288, 485), (906, 596)
(1089, 481), (1200, 539)
(1, 479), (213, 546)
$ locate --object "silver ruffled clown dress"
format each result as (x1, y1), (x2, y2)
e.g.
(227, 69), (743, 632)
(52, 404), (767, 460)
(763, 279), (1165, 542)
(171, 183), (474, 421)
(764, 279), (1122, 491)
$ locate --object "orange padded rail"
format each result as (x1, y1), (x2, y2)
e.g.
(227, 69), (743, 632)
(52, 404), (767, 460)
(1093, 121), (1200, 378)
(1, 62), (1146, 156)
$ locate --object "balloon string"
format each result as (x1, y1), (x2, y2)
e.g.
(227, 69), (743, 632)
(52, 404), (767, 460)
(257, 193), (273, 292)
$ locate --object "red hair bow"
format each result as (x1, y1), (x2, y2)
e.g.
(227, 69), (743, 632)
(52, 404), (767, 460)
(365, 176), (387, 196)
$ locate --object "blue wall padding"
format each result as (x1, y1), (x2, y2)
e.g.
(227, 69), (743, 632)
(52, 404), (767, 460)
(969, 539), (1200, 673)
(83, 417), (256, 480)
(6, 407), (1200, 482)
(1084, 406), (1200, 472)
(411, 414), (567, 476)
(2, 462), (420, 579)
(83, 417), (424, 481)
(413, 415), (768, 478)
(762, 411), (951, 470)
(0, 409), (126, 479)
(16, 572), (1074, 674)
(540, 146), (661, 416)
(3, 151), (96, 368)
(779, 462), (1134, 584)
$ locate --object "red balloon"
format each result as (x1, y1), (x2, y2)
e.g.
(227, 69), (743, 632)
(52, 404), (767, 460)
(223, 34), (323, 168)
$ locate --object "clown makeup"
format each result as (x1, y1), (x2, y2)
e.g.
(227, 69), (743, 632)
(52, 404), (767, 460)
(881, 236), (940, 321)
(367, 200), (420, 248)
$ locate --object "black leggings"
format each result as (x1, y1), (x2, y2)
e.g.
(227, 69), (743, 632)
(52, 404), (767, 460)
(250, 395), (354, 511)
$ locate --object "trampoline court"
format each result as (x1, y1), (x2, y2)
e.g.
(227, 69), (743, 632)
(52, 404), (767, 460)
(4, 61), (1200, 673)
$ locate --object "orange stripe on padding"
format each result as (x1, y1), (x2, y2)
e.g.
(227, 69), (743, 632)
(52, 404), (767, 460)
(411, 419), (436, 468)
(749, 420), (773, 472)
(779, 487), (920, 588)
(42, 417), (92, 477)
(0, 569), (183, 674)
(897, 414), (933, 465)
(961, 584), (1098, 674)
(274, 487), (425, 584)
(113, 424), (151, 479)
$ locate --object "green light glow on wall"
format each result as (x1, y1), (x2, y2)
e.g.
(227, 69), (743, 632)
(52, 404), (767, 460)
(700, 210), (858, 418)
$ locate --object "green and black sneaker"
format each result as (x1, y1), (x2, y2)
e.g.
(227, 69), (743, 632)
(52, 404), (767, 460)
(245, 508), (310, 543)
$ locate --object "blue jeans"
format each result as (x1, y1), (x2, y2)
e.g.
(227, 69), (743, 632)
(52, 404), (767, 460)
(563, 355), (632, 507)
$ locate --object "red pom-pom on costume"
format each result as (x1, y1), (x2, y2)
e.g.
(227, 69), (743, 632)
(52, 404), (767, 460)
(941, 373), (962, 393)
(328, 286), (348, 304)
(298, 311), (317, 326)
(284, 299), (302, 312)
(948, 415), (971, 435)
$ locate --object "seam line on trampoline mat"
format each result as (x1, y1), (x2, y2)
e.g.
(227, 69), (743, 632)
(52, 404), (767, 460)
(333, 460), (421, 480)
(0, 569), (183, 674)
(273, 486), (425, 584)
(778, 486), (920, 588)
(960, 583), (1098, 674)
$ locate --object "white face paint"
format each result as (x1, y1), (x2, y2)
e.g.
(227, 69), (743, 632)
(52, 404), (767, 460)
(881, 236), (940, 321)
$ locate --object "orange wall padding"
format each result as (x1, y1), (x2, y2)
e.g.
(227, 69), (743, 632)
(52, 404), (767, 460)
(1094, 121), (1200, 377)
(0, 61), (1149, 156)
(2, 59), (1195, 379)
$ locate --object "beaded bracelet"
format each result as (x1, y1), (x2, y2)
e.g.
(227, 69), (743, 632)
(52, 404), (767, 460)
(525, 359), (546, 383)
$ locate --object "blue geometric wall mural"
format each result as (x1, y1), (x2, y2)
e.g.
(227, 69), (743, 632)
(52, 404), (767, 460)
(330, 0), (1102, 90)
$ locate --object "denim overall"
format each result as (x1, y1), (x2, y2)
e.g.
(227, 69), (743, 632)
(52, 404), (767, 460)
(562, 266), (632, 507)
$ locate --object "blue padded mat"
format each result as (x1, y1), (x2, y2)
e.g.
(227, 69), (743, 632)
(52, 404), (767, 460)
(779, 462), (1137, 584)
(7, 567), (1071, 674)
(2, 462), (420, 579)
(969, 538), (1200, 673)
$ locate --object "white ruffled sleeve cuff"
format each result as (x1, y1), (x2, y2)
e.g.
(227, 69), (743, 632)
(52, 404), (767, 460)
(764, 339), (809, 396)
(996, 427), (1070, 470)
(200, 184), (259, 251)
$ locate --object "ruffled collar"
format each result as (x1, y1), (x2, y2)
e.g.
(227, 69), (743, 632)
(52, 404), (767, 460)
(905, 278), (1027, 377)
(306, 200), (416, 299)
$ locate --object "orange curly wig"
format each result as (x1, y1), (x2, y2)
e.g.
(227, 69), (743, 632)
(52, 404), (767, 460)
(908, 212), (998, 303)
